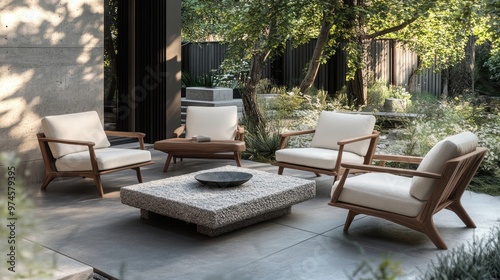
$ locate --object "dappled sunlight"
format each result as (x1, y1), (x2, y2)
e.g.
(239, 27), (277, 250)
(0, 96), (41, 153)
(0, 1), (102, 47)
(79, 32), (101, 47)
(82, 65), (102, 81)
(68, 0), (103, 17)
(1, 6), (63, 30)
(0, 96), (38, 128)
(0, 67), (34, 97)
(76, 49), (91, 64)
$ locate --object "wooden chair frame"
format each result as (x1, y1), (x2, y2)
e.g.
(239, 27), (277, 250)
(271, 129), (380, 182)
(37, 131), (154, 197)
(329, 147), (488, 249)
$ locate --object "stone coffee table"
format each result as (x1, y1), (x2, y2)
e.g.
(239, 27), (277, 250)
(120, 166), (316, 236)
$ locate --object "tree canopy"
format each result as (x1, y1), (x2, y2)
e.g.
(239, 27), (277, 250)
(181, 0), (500, 111)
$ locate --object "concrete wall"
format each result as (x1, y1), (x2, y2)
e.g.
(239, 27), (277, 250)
(0, 1), (104, 183)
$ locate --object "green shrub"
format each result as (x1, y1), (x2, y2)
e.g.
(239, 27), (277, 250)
(379, 94), (500, 176)
(213, 59), (249, 88)
(269, 88), (305, 117)
(367, 81), (392, 109)
(0, 152), (55, 279)
(181, 71), (216, 87)
(366, 82), (412, 111)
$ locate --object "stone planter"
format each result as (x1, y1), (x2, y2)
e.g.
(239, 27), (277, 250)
(186, 87), (233, 101)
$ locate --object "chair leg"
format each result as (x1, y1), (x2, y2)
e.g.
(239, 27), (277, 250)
(40, 174), (56, 191)
(447, 202), (476, 228)
(344, 210), (358, 232)
(93, 175), (104, 198)
(277, 166), (284, 175)
(163, 154), (173, 172)
(234, 152), (242, 167)
(314, 173), (321, 177)
(134, 167), (143, 183)
(424, 221), (447, 250)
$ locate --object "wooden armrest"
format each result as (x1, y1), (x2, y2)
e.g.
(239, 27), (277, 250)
(105, 131), (146, 139)
(38, 136), (95, 147)
(172, 125), (185, 138)
(280, 129), (316, 138)
(337, 132), (379, 145)
(278, 129), (316, 149)
(372, 154), (423, 164)
(236, 125), (245, 141)
(341, 162), (441, 179)
(105, 130), (147, 149)
(237, 125), (245, 134)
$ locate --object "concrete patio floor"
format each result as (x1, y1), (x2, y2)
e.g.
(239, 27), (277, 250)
(24, 148), (500, 280)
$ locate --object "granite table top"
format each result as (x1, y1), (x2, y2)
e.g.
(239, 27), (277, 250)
(120, 165), (316, 231)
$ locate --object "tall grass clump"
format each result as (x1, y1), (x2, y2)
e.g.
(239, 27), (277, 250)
(241, 94), (283, 162)
(421, 225), (500, 280)
(347, 225), (500, 280)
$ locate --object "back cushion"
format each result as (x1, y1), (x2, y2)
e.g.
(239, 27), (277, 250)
(41, 111), (110, 158)
(185, 106), (238, 140)
(410, 132), (478, 200)
(310, 111), (376, 156)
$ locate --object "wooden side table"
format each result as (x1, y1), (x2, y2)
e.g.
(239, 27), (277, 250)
(153, 138), (246, 172)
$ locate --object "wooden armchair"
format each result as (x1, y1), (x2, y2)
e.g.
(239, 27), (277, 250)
(154, 106), (246, 172)
(272, 111), (379, 182)
(37, 111), (154, 197)
(329, 132), (487, 249)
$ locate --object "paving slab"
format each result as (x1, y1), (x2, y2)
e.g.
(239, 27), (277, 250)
(21, 149), (500, 280)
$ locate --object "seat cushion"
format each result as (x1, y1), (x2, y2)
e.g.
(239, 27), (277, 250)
(41, 111), (110, 158)
(310, 112), (376, 156)
(185, 106), (238, 140)
(331, 173), (425, 217)
(275, 147), (364, 170)
(55, 148), (151, 171)
(410, 132), (478, 200)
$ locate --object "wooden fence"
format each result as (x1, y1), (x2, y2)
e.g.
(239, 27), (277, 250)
(181, 40), (442, 96)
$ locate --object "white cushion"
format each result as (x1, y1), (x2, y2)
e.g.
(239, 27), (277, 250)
(55, 148), (151, 171)
(410, 132), (478, 200)
(310, 112), (376, 156)
(275, 147), (364, 170)
(185, 106), (238, 140)
(41, 111), (110, 158)
(331, 173), (425, 217)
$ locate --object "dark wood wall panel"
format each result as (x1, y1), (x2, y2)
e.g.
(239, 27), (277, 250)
(117, 0), (181, 143)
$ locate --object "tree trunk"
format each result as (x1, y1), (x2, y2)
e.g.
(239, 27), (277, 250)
(346, 67), (366, 106)
(346, 37), (369, 107)
(242, 51), (266, 128)
(299, 18), (333, 95)
(448, 36), (475, 97)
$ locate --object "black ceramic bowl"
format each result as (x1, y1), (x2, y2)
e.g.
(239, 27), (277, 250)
(194, 171), (253, 188)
